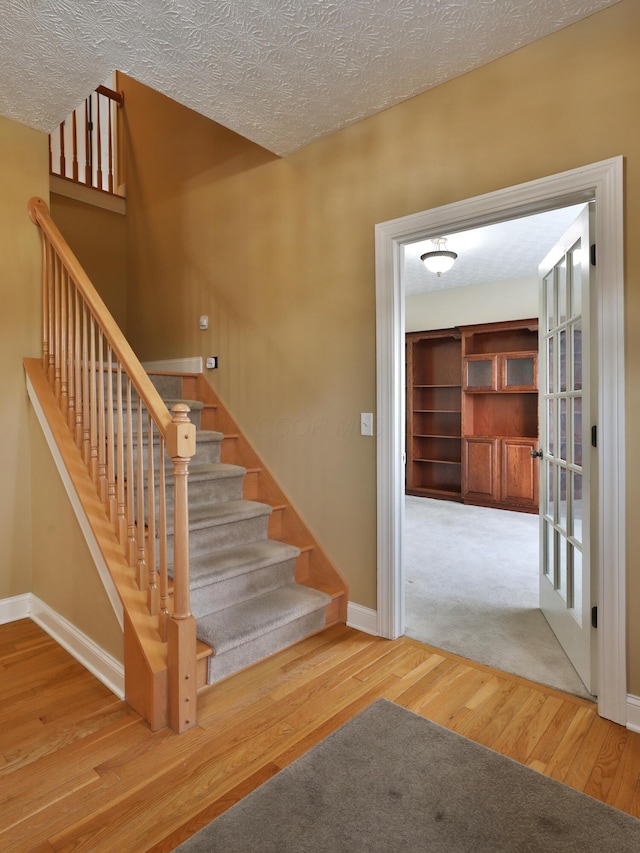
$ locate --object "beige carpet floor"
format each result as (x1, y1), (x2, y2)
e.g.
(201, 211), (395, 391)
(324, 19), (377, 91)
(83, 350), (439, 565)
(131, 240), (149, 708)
(404, 496), (593, 700)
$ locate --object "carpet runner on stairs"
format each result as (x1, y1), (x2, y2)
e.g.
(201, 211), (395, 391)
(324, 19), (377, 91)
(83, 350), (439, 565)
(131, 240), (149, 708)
(144, 373), (330, 685)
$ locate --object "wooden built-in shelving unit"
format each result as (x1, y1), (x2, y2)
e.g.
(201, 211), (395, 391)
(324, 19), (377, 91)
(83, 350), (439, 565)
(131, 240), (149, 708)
(406, 329), (462, 501)
(406, 319), (540, 512)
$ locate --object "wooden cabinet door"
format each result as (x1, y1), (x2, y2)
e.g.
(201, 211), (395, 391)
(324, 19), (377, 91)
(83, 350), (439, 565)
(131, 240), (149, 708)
(501, 438), (539, 507)
(500, 353), (538, 392)
(463, 438), (499, 502)
(463, 355), (497, 391)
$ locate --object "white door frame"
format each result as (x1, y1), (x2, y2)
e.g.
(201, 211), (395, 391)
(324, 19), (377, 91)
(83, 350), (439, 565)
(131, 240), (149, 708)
(374, 157), (626, 724)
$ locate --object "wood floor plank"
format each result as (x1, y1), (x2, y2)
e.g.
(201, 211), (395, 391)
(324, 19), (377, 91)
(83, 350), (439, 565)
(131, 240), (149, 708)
(584, 723), (631, 804)
(546, 704), (596, 782)
(2, 619), (640, 853)
(488, 689), (550, 759)
(525, 699), (580, 770)
(608, 728), (640, 814)
(445, 677), (517, 740)
(511, 693), (565, 765)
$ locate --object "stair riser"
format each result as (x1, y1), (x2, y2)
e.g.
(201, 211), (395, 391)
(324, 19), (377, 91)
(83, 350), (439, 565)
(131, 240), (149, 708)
(168, 515), (269, 560)
(191, 558), (297, 617)
(205, 608), (326, 683)
(148, 376), (183, 398)
(191, 441), (221, 466)
(126, 437), (222, 468)
(111, 373), (183, 400)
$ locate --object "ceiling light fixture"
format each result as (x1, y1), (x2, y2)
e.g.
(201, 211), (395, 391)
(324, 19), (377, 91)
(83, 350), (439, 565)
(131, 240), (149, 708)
(420, 237), (458, 276)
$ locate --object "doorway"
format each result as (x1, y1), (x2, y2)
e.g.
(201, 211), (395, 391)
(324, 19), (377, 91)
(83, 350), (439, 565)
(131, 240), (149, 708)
(401, 207), (590, 697)
(374, 158), (626, 724)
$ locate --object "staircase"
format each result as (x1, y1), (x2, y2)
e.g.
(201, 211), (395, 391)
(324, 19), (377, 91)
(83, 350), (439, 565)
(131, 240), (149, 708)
(26, 195), (348, 731)
(147, 373), (334, 686)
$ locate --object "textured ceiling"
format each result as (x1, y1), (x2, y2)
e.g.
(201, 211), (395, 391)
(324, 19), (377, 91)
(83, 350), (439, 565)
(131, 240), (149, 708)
(404, 205), (586, 295)
(0, 0), (620, 155)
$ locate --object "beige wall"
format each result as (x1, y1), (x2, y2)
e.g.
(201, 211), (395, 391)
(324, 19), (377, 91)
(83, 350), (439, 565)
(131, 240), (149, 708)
(0, 115), (122, 659)
(29, 411), (123, 659)
(0, 117), (48, 599)
(406, 277), (539, 333)
(119, 2), (640, 688)
(50, 193), (128, 330)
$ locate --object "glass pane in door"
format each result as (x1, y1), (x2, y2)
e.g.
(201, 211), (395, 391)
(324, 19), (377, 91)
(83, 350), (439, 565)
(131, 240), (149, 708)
(544, 521), (554, 580)
(572, 320), (583, 391)
(558, 258), (568, 324)
(571, 471), (583, 543)
(545, 271), (555, 332)
(572, 397), (582, 466)
(547, 399), (555, 457)
(572, 546), (583, 621)
(558, 538), (567, 602)
(570, 241), (583, 317)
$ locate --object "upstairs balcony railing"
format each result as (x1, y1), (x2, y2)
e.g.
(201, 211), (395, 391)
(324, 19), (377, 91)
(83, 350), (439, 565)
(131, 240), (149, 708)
(49, 84), (124, 196)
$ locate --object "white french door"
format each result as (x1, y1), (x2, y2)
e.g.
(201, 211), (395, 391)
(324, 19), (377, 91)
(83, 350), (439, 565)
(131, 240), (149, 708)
(538, 204), (596, 695)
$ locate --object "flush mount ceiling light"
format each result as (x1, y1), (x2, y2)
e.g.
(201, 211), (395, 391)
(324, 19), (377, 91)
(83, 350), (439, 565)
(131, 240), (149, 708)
(420, 237), (458, 276)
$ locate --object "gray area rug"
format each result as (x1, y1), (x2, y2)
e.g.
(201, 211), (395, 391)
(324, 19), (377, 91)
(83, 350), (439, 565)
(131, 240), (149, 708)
(172, 699), (640, 852)
(404, 496), (593, 700)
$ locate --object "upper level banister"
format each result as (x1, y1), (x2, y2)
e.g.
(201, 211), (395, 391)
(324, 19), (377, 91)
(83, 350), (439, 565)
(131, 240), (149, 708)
(27, 196), (171, 433)
(96, 85), (124, 107)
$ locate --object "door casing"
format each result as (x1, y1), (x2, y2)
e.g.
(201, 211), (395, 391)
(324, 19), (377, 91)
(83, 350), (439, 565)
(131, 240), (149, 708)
(374, 157), (625, 724)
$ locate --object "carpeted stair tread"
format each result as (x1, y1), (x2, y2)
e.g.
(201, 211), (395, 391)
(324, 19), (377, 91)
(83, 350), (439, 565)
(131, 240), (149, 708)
(196, 583), (330, 655)
(188, 540), (300, 588)
(186, 500), (272, 531)
(184, 462), (246, 482)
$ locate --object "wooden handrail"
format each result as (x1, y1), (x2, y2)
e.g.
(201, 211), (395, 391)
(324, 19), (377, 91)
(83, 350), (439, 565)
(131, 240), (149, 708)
(28, 197), (197, 733)
(28, 198), (170, 427)
(96, 84), (124, 107)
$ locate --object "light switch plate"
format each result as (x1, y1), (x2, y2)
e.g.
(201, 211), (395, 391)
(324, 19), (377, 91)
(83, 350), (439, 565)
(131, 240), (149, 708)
(360, 412), (374, 436)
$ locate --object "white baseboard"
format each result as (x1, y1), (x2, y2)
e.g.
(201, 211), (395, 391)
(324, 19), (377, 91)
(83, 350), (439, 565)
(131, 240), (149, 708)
(626, 695), (640, 733)
(347, 602), (378, 636)
(143, 357), (203, 374)
(0, 593), (32, 624)
(28, 595), (125, 699)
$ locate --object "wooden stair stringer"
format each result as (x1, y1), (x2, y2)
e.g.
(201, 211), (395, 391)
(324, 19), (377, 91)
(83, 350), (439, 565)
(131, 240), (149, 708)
(24, 358), (172, 731)
(182, 373), (349, 625)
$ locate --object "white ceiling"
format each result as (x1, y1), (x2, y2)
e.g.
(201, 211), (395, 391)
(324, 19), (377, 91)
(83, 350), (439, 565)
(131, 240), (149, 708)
(0, 0), (620, 156)
(404, 204), (586, 295)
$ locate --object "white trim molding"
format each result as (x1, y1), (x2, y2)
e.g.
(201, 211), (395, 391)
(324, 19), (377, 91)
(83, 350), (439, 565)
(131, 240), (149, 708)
(0, 593), (32, 624)
(347, 602), (378, 636)
(375, 157), (626, 725)
(30, 596), (124, 699)
(50, 175), (126, 215)
(142, 357), (203, 374)
(626, 695), (640, 734)
(0, 594), (124, 699)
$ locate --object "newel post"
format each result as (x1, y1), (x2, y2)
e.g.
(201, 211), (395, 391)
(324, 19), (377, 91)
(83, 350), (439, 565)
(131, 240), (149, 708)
(166, 404), (197, 733)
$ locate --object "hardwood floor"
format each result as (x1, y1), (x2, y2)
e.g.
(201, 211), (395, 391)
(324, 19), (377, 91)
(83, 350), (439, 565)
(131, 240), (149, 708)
(2, 619), (640, 852)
